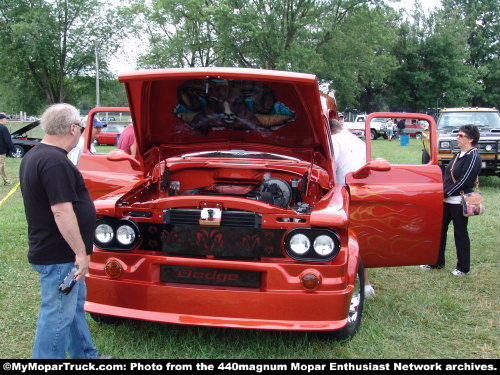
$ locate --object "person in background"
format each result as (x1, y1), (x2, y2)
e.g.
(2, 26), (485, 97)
(338, 113), (345, 126)
(385, 118), (395, 141)
(421, 125), (481, 275)
(19, 103), (111, 358)
(397, 118), (406, 137)
(0, 113), (14, 185)
(420, 121), (431, 164)
(68, 118), (107, 166)
(117, 123), (136, 155)
(330, 118), (375, 298)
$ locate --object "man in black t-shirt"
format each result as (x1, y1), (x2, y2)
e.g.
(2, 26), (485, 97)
(20, 103), (109, 359)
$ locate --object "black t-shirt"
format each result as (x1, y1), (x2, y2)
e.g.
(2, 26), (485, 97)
(0, 123), (14, 154)
(19, 143), (96, 264)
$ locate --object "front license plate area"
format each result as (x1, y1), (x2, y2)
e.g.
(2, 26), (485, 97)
(161, 265), (261, 288)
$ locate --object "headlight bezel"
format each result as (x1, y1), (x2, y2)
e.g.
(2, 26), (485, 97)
(94, 218), (140, 251)
(285, 228), (340, 262)
(440, 141), (451, 149)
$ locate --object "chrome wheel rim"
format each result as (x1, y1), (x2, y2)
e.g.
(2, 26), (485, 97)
(12, 147), (23, 158)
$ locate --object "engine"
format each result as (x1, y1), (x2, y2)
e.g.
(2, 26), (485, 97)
(157, 165), (318, 213)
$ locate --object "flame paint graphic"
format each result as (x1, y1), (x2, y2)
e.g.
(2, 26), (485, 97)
(349, 184), (441, 264)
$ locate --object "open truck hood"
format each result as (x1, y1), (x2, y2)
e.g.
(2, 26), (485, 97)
(119, 68), (333, 175)
(10, 121), (40, 137)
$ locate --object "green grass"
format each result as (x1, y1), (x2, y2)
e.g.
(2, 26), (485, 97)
(1, 141), (499, 359)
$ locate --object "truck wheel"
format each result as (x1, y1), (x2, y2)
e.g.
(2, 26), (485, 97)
(370, 129), (378, 140)
(10, 145), (26, 158)
(415, 132), (423, 139)
(89, 313), (125, 325)
(316, 260), (365, 341)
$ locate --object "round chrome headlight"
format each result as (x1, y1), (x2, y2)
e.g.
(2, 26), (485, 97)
(289, 233), (310, 255)
(116, 225), (136, 246)
(313, 235), (335, 256)
(485, 144), (493, 151)
(95, 224), (114, 244)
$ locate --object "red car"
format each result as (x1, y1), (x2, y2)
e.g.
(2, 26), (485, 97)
(78, 68), (443, 339)
(404, 119), (428, 138)
(95, 124), (126, 145)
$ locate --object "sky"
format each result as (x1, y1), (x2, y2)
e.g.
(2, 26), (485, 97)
(108, 0), (443, 75)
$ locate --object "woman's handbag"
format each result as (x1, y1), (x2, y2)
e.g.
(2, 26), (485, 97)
(460, 189), (484, 217)
(450, 154), (484, 217)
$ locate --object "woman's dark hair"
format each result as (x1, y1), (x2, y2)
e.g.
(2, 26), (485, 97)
(459, 124), (480, 146)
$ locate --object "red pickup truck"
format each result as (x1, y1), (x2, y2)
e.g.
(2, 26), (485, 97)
(78, 68), (442, 339)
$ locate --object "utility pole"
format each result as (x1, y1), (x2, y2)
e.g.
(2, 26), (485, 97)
(95, 42), (100, 107)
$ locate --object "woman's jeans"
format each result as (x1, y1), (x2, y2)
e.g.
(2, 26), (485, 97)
(32, 262), (98, 359)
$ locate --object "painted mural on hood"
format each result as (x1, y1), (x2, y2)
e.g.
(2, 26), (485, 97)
(174, 79), (296, 135)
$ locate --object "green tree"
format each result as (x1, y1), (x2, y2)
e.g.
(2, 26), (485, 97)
(136, 0), (397, 111)
(442, 0), (500, 106)
(137, 0), (223, 68)
(0, 0), (130, 113)
(388, 4), (478, 111)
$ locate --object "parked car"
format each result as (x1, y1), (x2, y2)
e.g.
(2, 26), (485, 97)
(78, 68), (443, 339)
(95, 124), (126, 145)
(9, 120), (41, 158)
(403, 119), (428, 138)
(344, 115), (387, 140)
(436, 107), (500, 176)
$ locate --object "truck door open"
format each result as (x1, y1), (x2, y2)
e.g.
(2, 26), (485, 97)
(346, 113), (443, 267)
(78, 107), (142, 200)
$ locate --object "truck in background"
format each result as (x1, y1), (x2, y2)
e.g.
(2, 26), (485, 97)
(344, 114), (387, 140)
(436, 107), (500, 177)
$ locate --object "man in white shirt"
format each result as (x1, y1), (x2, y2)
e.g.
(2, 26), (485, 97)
(330, 118), (375, 298)
(68, 118), (107, 166)
(330, 119), (366, 185)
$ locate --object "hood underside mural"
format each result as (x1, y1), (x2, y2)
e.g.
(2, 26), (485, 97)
(174, 79), (296, 135)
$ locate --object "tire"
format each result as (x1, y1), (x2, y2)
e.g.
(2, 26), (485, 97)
(370, 129), (378, 140)
(89, 312), (125, 325)
(415, 132), (422, 139)
(317, 260), (365, 341)
(10, 145), (26, 158)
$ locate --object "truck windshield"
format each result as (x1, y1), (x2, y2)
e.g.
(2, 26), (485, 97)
(438, 111), (500, 129)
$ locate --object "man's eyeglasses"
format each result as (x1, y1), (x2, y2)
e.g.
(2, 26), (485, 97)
(73, 123), (84, 134)
(457, 133), (469, 139)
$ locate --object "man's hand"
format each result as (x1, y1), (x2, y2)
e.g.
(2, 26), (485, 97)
(75, 255), (90, 280)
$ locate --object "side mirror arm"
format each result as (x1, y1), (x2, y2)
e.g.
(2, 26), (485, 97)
(106, 149), (141, 169)
(351, 158), (391, 179)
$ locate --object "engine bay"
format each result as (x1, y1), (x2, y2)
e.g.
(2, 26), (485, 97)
(118, 158), (331, 214)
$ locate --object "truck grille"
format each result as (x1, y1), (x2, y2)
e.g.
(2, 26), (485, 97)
(138, 222), (285, 259)
(165, 209), (261, 228)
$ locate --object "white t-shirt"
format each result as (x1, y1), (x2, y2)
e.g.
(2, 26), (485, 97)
(331, 129), (366, 185)
(68, 137), (96, 166)
(444, 151), (466, 204)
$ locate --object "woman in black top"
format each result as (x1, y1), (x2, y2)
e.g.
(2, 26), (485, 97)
(421, 125), (482, 275)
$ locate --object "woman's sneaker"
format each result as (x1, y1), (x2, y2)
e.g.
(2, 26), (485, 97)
(452, 269), (467, 276)
(364, 284), (376, 299)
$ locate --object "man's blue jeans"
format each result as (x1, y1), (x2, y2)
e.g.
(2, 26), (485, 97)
(32, 262), (99, 359)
